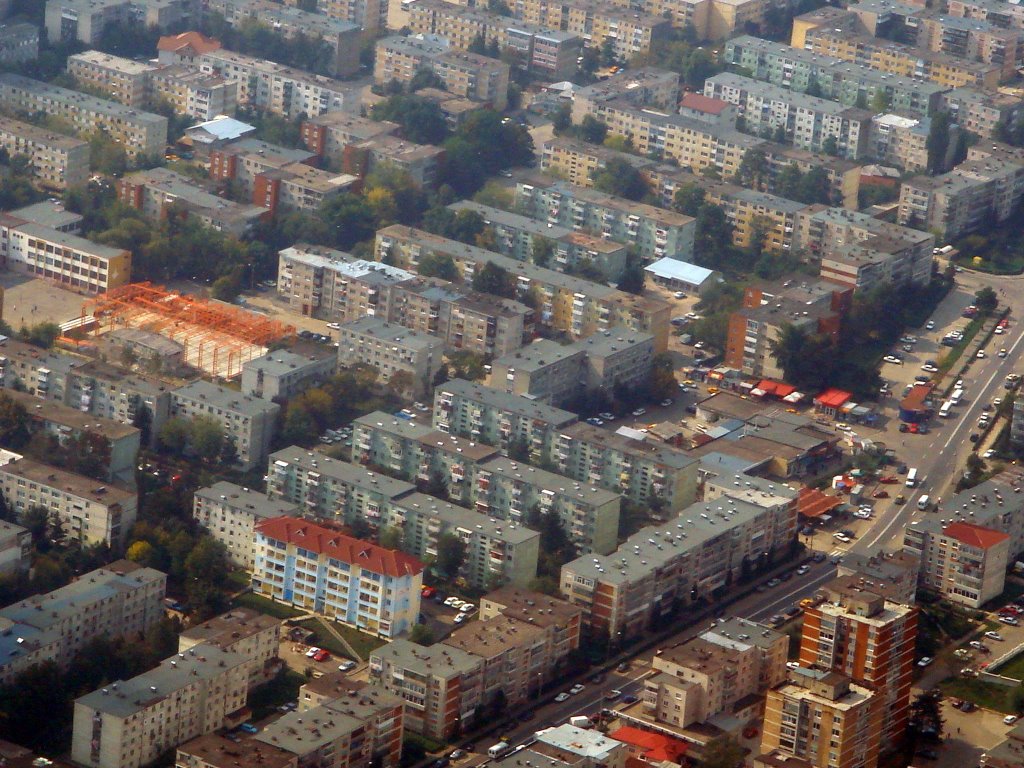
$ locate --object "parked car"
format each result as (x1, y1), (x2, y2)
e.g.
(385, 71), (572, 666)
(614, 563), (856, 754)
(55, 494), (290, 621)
(239, 723), (259, 734)
(570, 684), (585, 694)
(338, 660), (357, 672)
(305, 646), (322, 658)
(986, 631), (1004, 641)
(917, 657), (933, 667)
(555, 692), (570, 702)
(313, 649), (330, 662)
(1006, 715), (1020, 725)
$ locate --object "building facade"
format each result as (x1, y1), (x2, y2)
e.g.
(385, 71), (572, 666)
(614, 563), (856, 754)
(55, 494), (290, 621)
(192, 481), (299, 570)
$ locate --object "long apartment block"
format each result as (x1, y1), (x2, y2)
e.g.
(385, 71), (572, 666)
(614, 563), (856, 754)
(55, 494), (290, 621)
(277, 244), (532, 358)
(375, 226), (672, 351)
(45, 0), (200, 45)
(722, 36), (945, 118)
(0, 115), (89, 190)
(560, 475), (799, 636)
(448, 200), (630, 279)
(511, 177), (695, 264)
(265, 447), (541, 588)
(375, 35), (510, 111)
(0, 73), (167, 158)
(704, 72), (872, 160)
(203, 0), (361, 77)
(193, 481), (299, 570)
(941, 87), (1024, 140)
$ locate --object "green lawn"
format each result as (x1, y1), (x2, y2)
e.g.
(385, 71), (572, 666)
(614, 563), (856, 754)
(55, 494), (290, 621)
(247, 669), (306, 720)
(231, 592), (303, 620)
(993, 651), (1024, 682)
(294, 617), (386, 661)
(226, 571), (250, 590)
(939, 676), (1021, 715)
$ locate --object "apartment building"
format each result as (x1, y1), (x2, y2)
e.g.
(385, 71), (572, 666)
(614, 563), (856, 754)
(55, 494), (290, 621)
(337, 317), (444, 397)
(866, 114), (930, 172)
(301, 112), (399, 160)
(178, 607), (280, 688)
(203, 0), (361, 77)
(701, 182), (810, 251)
(240, 349), (336, 402)
(341, 134), (444, 188)
(192, 481), (299, 570)
(903, 519), (1010, 607)
(370, 639), (482, 740)
(0, 22), (38, 65)
(197, 49), (361, 118)
(0, 115), (89, 190)
(406, 0), (581, 79)
(448, 201), (629, 279)
(917, 11), (1023, 80)
(722, 36), (944, 118)
(760, 668), (881, 768)
(897, 152), (1024, 239)
(170, 380), (280, 471)
(1, 387), (140, 481)
(800, 579), (917, 751)
(374, 35), (510, 111)
(267, 446), (415, 522)
(255, 162), (359, 216)
(704, 73), (872, 160)
(942, 87), (1024, 140)
(724, 280), (850, 379)
(176, 735), (296, 768)
(392, 491), (540, 588)
(512, 178), (695, 264)
(156, 29), (223, 65)
(482, 585), (582, 653)
(71, 644), (250, 768)
(67, 50), (155, 106)
(802, 24), (1003, 89)
(148, 65), (237, 120)
(0, 73), (167, 158)
(946, 0), (1024, 28)
(375, 226), (672, 351)
(795, 205), (935, 289)
(0, 559), (165, 670)
(488, 329), (655, 408)
(117, 167), (267, 236)
(209, 139), (316, 195)
(0, 452), (136, 547)
(633, 618), (787, 730)
(0, 520), (29, 577)
(560, 476), (799, 636)
(254, 516), (424, 638)
(45, 0), (200, 45)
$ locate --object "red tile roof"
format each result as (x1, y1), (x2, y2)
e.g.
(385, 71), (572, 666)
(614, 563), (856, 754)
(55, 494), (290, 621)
(943, 521), (1010, 550)
(256, 517), (424, 578)
(680, 92), (731, 115)
(797, 486), (842, 518)
(157, 31), (222, 55)
(610, 727), (688, 762)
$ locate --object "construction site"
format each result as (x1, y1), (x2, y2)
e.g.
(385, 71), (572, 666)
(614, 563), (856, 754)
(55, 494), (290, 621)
(79, 283), (296, 379)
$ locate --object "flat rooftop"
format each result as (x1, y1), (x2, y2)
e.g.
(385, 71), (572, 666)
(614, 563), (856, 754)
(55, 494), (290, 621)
(0, 456), (135, 506)
(270, 447), (416, 499)
(438, 378), (578, 425)
(3, 388), (139, 441)
(179, 607), (279, 650)
(177, 733), (294, 768)
(195, 481), (299, 520)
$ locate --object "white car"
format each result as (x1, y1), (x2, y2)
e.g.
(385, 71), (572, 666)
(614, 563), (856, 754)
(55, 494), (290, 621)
(1000, 348), (1009, 357)
(570, 684), (585, 694)
(832, 533), (851, 543)
(555, 693), (570, 702)
(926, 320), (935, 330)
(326, 322), (341, 330)
(454, 613), (467, 624)
(459, 603), (476, 613)
(338, 660), (357, 672)
(786, 661), (799, 669)
(796, 565), (810, 575)
(978, 350), (987, 358)
(917, 656), (933, 667)
(674, 291), (686, 299)
(984, 449), (997, 459)
(1000, 615), (1020, 625)
(443, 597), (459, 607)
(1007, 716), (1020, 726)
(305, 647), (322, 658)
(995, 398), (1004, 406)
(996, 326), (1006, 335)
(853, 510), (872, 519)
(921, 364), (938, 373)
(883, 355), (903, 365)
(986, 631), (1004, 641)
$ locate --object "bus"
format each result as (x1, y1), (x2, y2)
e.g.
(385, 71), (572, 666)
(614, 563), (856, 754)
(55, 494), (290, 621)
(940, 401), (953, 418)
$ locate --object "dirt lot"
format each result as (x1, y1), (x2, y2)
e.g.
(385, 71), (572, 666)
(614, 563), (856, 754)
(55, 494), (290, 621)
(0, 273), (88, 329)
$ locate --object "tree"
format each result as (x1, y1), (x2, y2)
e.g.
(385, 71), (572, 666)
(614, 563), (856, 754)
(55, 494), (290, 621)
(436, 533), (466, 579)
(0, 393), (29, 449)
(409, 624), (435, 646)
(532, 236), (554, 267)
(796, 167), (833, 205)
(472, 262), (516, 297)
(701, 736), (744, 768)
(418, 252), (460, 281)
(593, 158), (649, 201)
(127, 540), (158, 568)
(673, 183), (706, 216)
(871, 89), (891, 113)
(822, 135), (839, 156)
(388, 370), (415, 398)
(158, 417), (191, 455)
(617, 253), (645, 294)
(379, 525), (403, 550)
(22, 505), (50, 548)
(579, 115), (608, 145)
(735, 148), (769, 188)
(769, 323), (837, 392)
(425, 469), (449, 500)
(693, 203), (735, 270)
(908, 689), (944, 742)
(648, 353), (677, 400)
(372, 94), (450, 144)
(927, 110), (952, 174)
(184, 537), (230, 619)
(975, 286), (998, 313)
(190, 415), (224, 463)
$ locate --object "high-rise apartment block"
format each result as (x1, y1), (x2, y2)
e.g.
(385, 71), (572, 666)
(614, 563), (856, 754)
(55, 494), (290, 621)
(0, 116), (89, 190)
(902, 520), (1009, 607)
(337, 317), (445, 397)
(178, 607), (281, 688)
(192, 481), (299, 570)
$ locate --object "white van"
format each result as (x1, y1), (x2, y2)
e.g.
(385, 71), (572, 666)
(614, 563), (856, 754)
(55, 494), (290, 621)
(906, 468), (919, 487)
(488, 743), (512, 759)
(951, 388), (964, 406)
(917, 495), (931, 511)
(939, 401), (952, 418)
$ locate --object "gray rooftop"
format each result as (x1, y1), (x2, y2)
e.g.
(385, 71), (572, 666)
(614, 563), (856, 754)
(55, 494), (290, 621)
(370, 637), (481, 678)
(562, 422), (696, 470)
(706, 72), (872, 119)
(492, 339), (582, 374)
(11, 222), (127, 260)
(338, 316), (444, 351)
(394, 492), (540, 544)
(0, 72), (167, 127)
(439, 378), (578, 425)
(520, 178), (694, 227)
(76, 643), (247, 717)
(173, 380), (280, 417)
(9, 201), (84, 230)
(194, 481), (299, 520)
(481, 455), (620, 507)
(240, 350), (334, 378)
(700, 616), (785, 651)
(449, 200), (574, 241)
(270, 448), (416, 499)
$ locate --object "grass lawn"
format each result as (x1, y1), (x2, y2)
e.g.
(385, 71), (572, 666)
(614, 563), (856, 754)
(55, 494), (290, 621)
(993, 650), (1024, 681)
(939, 676), (1020, 715)
(295, 617), (386, 661)
(231, 592), (303, 620)
(248, 669), (306, 721)
(226, 571), (250, 590)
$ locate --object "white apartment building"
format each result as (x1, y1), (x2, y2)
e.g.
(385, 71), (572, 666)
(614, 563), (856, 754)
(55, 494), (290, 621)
(192, 481), (298, 570)
(337, 317), (444, 397)
(149, 65), (237, 120)
(0, 520), (29, 577)
(0, 115), (89, 190)
(240, 349), (336, 402)
(904, 519), (1011, 607)
(171, 380), (280, 471)
(0, 452), (137, 547)
(71, 644), (250, 768)
(0, 73), (167, 158)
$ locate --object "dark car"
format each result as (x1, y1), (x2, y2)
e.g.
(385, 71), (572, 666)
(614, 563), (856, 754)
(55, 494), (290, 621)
(899, 423), (909, 433)
(812, 552), (827, 563)
(840, 529), (855, 538)
(590, 673), (605, 684)
(800, 526), (814, 536)
(431, 758), (451, 768)
(622, 694), (639, 704)
(898, 464), (908, 473)
(780, 572), (793, 581)
(916, 750), (938, 760)
(970, 433), (980, 443)
(784, 605), (802, 618)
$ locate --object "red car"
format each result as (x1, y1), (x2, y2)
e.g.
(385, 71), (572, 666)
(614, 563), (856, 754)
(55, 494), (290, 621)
(421, 586), (436, 599)
(313, 649), (330, 662)
(879, 476), (898, 484)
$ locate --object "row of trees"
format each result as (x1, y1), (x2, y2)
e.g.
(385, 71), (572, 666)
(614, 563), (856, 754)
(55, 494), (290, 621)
(200, 14), (338, 77)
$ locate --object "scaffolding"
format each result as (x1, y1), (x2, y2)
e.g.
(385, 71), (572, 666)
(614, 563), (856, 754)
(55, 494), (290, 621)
(82, 283), (296, 379)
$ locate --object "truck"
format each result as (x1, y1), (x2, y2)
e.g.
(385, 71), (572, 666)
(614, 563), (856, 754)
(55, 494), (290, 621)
(569, 716), (592, 728)
(488, 742), (512, 759)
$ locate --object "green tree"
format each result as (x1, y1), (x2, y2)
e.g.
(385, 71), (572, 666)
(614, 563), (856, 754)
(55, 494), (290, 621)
(593, 157), (649, 201)
(822, 135), (839, 156)
(579, 115), (609, 144)
(795, 167), (832, 205)
(372, 94), (450, 145)
(734, 148), (769, 188)
(379, 525), (403, 550)
(158, 417), (191, 455)
(927, 110), (952, 174)
(701, 736), (744, 768)
(870, 89), (891, 113)
(673, 183), (706, 216)
(975, 286), (998, 313)
(184, 537), (230, 620)
(418, 252), (460, 281)
(127, 540), (158, 568)
(409, 623), (435, 645)
(22, 505), (51, 548)
(436, 533), (466, 579)
(532, 236), (554, 267)
(0, 393), (29, 449)
(190, 415), (224, 463)
(472, 262), (516, 297)
(617, 252), (646, 294)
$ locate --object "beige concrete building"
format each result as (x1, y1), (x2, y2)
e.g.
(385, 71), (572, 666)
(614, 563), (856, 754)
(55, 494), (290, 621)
(148, 65), (237, 121)
(67, 50), (155, 106)
(175, 735), (296, 768)
(192, 481), (298, 570)
(178, 607), (281, 688)
(337, 317), (444, 396)
(71, 644), (250, 768)
(941, 87), (1024, 140)
(0, 520), (29, 577)
(301, 113), (400, 160)
(0, 116), (89, 190)
(904, 519), (1010, 608)
(0, 73), (167, 158)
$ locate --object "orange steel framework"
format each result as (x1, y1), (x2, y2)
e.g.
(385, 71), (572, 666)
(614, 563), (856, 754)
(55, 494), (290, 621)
(82, 283), (296, 378)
